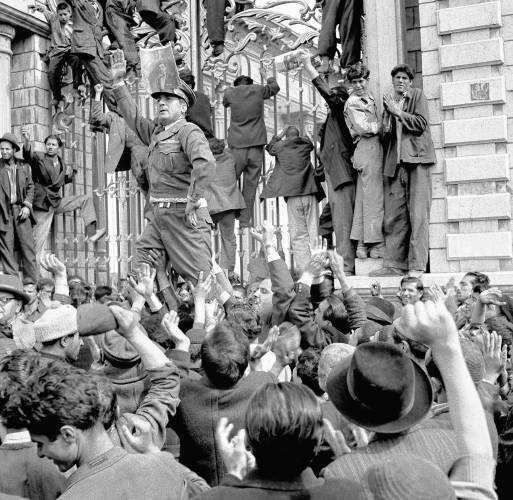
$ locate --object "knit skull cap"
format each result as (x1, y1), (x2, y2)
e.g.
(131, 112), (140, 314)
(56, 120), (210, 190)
(459, 338), (485, 385)
(34, 304), (78, 343)
(362, 455), (456, 500)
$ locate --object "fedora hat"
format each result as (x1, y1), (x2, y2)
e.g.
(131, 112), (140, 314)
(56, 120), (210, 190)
(0, 133), (20, 152)
(0, 274), (29, 304)
(327, 342), (432, 433)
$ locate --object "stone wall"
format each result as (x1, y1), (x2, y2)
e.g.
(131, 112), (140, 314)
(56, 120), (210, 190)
(419, 0), (513, 273)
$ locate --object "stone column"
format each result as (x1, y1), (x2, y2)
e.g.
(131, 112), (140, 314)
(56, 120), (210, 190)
(364, 0), (404, 111)
(0, 24), (15, 133)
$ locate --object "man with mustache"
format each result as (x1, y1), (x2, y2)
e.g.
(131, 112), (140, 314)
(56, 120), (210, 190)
(110, 50), (215, 284)
(371, 64), (435, 278)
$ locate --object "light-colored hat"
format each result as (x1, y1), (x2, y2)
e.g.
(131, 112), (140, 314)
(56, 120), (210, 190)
(34, 304), (78, 343)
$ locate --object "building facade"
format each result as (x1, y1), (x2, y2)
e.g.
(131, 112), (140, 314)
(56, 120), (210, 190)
(1, 0), (513, 289)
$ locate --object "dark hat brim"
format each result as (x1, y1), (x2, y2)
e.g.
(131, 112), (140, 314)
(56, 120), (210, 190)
(0, 284), (29, 304)
(327, 354), (433, 434)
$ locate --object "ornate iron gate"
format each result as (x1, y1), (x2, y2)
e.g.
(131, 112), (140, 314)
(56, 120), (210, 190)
(51, 0), (329, 285)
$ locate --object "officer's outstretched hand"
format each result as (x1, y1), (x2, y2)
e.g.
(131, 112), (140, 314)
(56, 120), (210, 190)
(110, 49), (127, 85)
(185, 199), (201, 228)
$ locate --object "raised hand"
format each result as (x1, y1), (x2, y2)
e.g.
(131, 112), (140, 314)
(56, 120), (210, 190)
(109, 304), (139, 341)
(161, 310), (190, 351)
(323, 418), (351, 457)
(191, 271), (213, 302)
(251, 325), (279, 362)
(480, 330), (504, 384)
(399, 300), (459, 351)
(370, 281), (382, 297)
(327, 249), (345, 280)
(119, 414), (159, 454)
(110, 49), (127, 85)
(216, 417), (255, 480)
(383, 94), (402, 117)
(478, 287), (505, 306)
(40, 253), (67, 278)
(128, 263), (156, 300)
(305, 240), (329, 277)
(21, 126), (30, 143)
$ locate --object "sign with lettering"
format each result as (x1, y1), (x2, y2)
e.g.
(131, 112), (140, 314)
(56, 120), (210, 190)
(470, 82), (490, 101)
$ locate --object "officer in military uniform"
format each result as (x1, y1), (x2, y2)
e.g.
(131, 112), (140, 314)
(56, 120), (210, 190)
(110, 50), (215, 283)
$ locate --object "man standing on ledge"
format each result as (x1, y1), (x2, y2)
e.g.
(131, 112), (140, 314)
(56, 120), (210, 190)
(223, 72), (280, 228)
(109, 50), (215, 283)
(370, 64), (435, 278)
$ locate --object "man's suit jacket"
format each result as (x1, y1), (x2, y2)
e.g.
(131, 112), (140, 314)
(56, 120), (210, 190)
(382, 87), (436, 178)
(68, 0), (105, 58)
(223, 78), (280, 148)
(23, 146), (73, 211)
(312, 76), (355, 190)
(0, 160), (35, 231)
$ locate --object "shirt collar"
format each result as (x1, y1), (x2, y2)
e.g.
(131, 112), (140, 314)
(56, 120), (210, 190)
(230, 468), (324, 492)
(3, 429), (32, 444)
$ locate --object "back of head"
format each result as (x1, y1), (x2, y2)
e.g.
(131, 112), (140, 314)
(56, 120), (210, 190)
(330, 85), (349, 100)
(362, 455), (455, 500)
(226, 303), (261, 342)
(320, 295), (350, 333)
(0, 350), (42, 429)
(17, 359), (117, 439)
(94, 285), (113, 302)
(296, 348), (323, 396)
(201, 322), (250, 388)
(234, 75), (253, 87)
(464, 271), (490, 293)
(208, 137), (226, 155)
(318, 343), (355, 392)
(285, 126), (300, 139)
(245, 382), (323, 479)
(347, 62), (370, 82)
(179, 69), (196, 90)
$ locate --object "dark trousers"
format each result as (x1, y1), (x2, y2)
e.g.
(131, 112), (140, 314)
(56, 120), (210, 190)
(136, 204), (212, 284)
(0, 205), (39, 282)
(212, 210), (236, 271)
(206, 0), (227, 44)
(231, 146), (263, 227)
(105, 0), (139, 69)
(326, 175), (356, 274)
(77, 53), (117, 111)
(383, 163), (432, 272)
(136, 0), (177, 44)
(318, 0), (363, 67)
(48, 51), (82, 101)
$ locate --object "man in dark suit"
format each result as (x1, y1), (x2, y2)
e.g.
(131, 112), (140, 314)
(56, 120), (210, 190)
(370, 64), (435, 277)
(300, 52), (356, 275)
(67, 0), (116, 110)
(0, 133), (39, 283)
(223, 73), (280, 227)
(21, 127), (105, 264)
(180, 70), (214, 138)
(263, 126), (325, 273)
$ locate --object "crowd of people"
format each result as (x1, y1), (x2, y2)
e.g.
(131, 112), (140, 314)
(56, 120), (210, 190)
(0, 1), (508, 499)
(0, 233), (511, 499)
